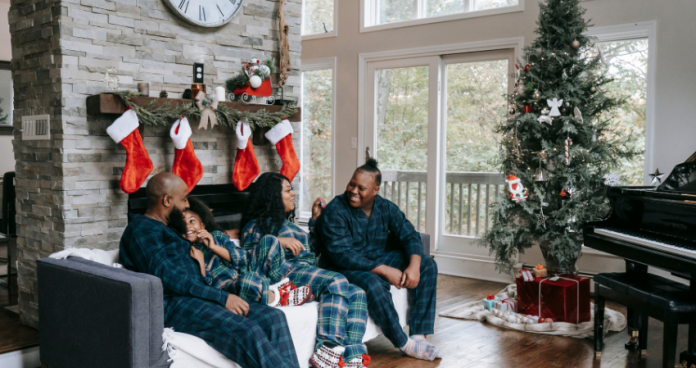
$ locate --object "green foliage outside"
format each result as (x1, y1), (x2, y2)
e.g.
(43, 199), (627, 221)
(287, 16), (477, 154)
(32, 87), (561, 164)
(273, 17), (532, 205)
(303, 0), (334, 34)
(301, 69), (333, 212)
(0, 97), (7, 125)
(480, 0), (641, 274)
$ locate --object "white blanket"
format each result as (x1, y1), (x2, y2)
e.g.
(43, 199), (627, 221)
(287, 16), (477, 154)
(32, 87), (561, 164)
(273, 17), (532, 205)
(439, 284), (626, 338)
(51, 247), (409, 368)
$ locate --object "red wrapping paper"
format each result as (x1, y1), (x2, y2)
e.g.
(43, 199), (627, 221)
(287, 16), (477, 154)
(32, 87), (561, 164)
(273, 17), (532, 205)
(516, 274), (590, 324)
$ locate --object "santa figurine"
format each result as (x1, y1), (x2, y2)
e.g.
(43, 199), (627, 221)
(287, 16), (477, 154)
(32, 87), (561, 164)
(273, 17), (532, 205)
(506, 174), (528, 203)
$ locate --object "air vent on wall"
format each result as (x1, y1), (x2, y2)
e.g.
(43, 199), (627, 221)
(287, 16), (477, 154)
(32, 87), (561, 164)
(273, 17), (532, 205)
(22, 115), (50, 140)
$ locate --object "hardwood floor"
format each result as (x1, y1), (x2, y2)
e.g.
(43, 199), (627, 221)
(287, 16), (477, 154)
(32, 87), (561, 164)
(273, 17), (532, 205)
(0, 270), (39, 355)
(366, 275), (690, 368)
(0, 271), (689, 367)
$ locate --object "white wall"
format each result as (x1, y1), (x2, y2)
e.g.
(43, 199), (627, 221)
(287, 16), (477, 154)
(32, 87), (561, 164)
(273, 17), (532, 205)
(302, 0), (696, 277)
(0, 1), (9, 61)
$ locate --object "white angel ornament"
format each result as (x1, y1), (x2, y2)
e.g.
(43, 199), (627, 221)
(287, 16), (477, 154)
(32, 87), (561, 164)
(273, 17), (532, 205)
(547, 98), (563, 117)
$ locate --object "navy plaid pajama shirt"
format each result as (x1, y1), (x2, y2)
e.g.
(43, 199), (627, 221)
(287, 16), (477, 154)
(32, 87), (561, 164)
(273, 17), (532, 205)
(316, 194), (438, 349)
(119, 214), (300, 368)
(242, 219), (368, 362)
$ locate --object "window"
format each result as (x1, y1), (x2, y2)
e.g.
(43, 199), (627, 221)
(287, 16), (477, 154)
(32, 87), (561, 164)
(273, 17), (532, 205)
(596, 38), (649, 186)
(302, 0), (336, 38)
(299, 61), (335, 219)
(0, 62), (12, 128)
(363, 0), (522, 31)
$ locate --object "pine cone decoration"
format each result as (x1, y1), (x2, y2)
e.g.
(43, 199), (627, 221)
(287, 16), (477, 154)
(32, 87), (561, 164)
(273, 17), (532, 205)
(159, 90), (168, 98)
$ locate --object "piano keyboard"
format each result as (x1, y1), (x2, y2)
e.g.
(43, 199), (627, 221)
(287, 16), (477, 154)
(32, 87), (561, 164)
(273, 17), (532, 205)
(594, 228), (696, 260)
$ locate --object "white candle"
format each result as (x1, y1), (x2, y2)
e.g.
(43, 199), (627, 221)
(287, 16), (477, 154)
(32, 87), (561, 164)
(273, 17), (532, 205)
(215, 86), (226, 102)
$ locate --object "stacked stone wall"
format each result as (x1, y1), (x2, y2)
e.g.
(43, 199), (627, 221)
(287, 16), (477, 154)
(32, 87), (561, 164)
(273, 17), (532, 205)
(9, 0), (302, 328)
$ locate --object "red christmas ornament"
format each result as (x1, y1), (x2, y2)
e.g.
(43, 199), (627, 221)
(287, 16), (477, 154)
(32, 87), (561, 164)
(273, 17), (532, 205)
(524, 65), (531, 72)
(560, 189), (571, 199)
(523, 105), (532, 114)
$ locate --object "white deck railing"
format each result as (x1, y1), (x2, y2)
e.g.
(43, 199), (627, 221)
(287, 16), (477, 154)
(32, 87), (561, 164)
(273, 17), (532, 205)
(381, 170), (505, 236)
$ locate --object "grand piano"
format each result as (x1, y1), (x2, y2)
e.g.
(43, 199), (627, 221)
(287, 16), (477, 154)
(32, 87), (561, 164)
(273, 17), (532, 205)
(584, 157), (696, 358)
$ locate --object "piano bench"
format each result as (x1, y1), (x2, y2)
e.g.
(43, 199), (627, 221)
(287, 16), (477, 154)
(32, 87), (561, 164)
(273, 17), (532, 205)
(593, 272), (696, 368)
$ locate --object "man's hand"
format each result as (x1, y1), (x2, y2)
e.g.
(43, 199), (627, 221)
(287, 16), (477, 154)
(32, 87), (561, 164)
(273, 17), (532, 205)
(373, 265), (404, 289)
(401, 258), (421, 289)
(225, 294), (249, 316)
(278, 237), (305, 256)
(311, 198), (324, 220)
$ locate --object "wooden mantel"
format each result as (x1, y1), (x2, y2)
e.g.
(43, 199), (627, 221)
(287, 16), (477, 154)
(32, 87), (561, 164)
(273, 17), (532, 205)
(86, 93), (302, 122)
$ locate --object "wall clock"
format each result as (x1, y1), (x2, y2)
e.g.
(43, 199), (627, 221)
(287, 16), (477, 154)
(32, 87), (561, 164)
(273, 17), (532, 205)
(163, 0), (244, 28)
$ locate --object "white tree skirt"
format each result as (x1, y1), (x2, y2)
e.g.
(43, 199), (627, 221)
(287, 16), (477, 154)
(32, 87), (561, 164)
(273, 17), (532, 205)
(439, 284), (626, 338)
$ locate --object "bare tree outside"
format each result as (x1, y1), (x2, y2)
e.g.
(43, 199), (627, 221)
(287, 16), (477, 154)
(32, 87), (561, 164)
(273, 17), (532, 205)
(303, 0), (334, 34)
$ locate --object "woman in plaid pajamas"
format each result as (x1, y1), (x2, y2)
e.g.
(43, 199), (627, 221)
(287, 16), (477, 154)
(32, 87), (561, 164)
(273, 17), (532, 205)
(241, 173), (371, 368)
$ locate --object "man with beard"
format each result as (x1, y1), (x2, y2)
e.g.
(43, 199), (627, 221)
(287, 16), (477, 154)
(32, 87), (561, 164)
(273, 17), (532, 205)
(119, 172), (300, 368)
(316, 159), (441, 362)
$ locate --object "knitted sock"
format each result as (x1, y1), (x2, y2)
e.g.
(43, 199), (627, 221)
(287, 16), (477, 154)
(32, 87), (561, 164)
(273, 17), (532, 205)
(400, 338), (439, 361)
(411, 335), (441, 358)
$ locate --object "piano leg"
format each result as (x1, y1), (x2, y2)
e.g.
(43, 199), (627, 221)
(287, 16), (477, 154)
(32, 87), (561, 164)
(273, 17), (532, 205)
(594, 283), (605, 359)
(638, 314), (648, 358)
(663, 312), (678, 368)
(625, 260), (648, 351)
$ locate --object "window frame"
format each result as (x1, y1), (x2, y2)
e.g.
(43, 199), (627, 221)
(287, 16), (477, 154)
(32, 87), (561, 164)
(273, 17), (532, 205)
(301, 0), (338, 40)
(298, 57), (337, 223)
(585, 21), (656, 186)
(0, 61), (12, 136)
(361, 0), (525, 33)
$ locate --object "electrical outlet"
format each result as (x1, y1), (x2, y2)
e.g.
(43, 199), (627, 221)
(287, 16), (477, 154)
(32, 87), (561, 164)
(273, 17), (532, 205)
(351, 137), (357, 149)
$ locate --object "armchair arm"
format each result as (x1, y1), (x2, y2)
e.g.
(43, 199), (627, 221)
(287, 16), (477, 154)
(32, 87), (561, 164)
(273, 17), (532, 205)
(37, 257), (169, 368)
(419, 233), (431, 257)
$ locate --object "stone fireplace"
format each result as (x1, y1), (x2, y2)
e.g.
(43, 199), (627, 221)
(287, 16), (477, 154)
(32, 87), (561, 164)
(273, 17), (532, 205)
(8, 0), (301, 328)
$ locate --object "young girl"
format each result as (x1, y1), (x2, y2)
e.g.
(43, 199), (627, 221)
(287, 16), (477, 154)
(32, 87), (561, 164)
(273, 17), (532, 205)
(183, 197), (312, 307)
(241, 173), (370, 368)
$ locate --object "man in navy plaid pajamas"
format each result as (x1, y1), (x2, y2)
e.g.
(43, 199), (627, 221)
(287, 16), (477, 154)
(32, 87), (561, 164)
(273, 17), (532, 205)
(316, 159), (442, 362)
(119, 173), (299, 368)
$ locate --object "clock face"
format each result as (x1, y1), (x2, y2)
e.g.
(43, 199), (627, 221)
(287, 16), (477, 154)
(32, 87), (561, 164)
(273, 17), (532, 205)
(163, 0), (244, 28)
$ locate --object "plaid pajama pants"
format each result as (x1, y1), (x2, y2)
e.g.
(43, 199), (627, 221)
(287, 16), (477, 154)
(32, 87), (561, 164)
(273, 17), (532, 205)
(164, 296), (300, 368)
(339, 250), (438, 348)
(286, 264), (368, 362)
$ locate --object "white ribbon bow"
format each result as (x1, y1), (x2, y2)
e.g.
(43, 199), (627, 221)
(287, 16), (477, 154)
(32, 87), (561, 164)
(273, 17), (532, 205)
(195, 91), (219, 130)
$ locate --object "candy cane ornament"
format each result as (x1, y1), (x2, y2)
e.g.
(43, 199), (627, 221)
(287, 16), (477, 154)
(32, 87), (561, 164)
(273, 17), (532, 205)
(564, 136), (573, 165)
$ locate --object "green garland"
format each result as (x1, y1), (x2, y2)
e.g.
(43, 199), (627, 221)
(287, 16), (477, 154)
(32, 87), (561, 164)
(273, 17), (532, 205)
(108, 90), (297, 131)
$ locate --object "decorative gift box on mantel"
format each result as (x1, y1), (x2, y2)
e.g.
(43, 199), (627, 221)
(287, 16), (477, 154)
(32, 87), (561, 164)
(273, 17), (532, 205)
(516, 274), (591, 324)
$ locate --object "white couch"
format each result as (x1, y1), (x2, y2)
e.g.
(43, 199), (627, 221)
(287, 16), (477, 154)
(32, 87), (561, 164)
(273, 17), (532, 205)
(49, 248), (409, 368)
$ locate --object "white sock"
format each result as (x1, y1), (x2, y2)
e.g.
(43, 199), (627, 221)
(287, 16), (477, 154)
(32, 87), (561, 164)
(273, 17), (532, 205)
(400, 338), (439, 361)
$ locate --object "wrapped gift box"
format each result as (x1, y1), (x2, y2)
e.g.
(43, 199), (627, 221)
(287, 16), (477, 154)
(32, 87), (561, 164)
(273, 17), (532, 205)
(532, 265), (547, 278)
(516, 274), (590, 324)
(482, 295), (501, 311)
(494, 298), (517, 313)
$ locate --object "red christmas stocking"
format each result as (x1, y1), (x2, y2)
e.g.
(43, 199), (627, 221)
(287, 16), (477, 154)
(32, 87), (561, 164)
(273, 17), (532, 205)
(106, 108), (153, 194)
(233, 122), (261, 191)
(170, 117), (203, 193)
(265, 119), (300, 182)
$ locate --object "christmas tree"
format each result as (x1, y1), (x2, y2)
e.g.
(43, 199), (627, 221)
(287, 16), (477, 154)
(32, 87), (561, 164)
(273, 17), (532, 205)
(481, 0), (639, 274)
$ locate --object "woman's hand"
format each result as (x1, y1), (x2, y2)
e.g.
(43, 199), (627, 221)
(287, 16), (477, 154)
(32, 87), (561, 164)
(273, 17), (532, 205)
(311, 198), (324, 220)
(278, 237), (305, 256)
(197, 230), (216, 249)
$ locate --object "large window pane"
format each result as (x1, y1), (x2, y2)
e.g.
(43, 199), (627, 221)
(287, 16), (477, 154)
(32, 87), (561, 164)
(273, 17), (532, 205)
(0, 69), (12, 126)
(303, 0), (334, 35)
(597, 39), (648, 185)
(473, 0), (518, 11)
(444, 59), (507, 236)
(375, 66), (429, 230)
(301, 69), (333, 213)
(378, 0), (415, 25)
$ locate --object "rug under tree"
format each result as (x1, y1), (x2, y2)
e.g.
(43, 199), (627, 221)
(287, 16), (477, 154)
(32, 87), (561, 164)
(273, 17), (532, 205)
(439, 284), (626, 338)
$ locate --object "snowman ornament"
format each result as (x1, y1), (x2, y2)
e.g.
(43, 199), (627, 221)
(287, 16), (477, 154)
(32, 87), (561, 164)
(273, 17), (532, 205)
(506, 174), (529, 203)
